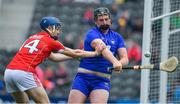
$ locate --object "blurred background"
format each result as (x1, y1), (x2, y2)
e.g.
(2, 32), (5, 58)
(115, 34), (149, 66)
(0, 0), (144, 103)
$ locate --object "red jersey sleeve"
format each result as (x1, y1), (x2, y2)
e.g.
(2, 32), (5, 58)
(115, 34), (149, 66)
(44, 37), (65, 51)
(50, 40), (65, 51)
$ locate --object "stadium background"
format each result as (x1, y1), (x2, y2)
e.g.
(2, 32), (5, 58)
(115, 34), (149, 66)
(0, 0), (143, 103)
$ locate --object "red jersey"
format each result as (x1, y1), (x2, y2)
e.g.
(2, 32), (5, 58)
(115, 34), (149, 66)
(7, 31), (65, 73)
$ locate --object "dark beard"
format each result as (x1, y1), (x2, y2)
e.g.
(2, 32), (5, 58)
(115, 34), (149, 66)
(99, 24), (110, 31)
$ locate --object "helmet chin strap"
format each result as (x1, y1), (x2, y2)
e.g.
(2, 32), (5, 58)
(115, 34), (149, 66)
(46, 28), (51, 34)
(46, 25), (56, 34)
(52, 25), (56, 32)
(46, 25), (58, 40)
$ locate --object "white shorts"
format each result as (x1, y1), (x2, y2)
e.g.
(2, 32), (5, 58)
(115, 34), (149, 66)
(4, 69), (42, 93)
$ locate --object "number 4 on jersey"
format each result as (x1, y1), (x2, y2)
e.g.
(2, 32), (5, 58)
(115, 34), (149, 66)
(24, 40), (40, 53)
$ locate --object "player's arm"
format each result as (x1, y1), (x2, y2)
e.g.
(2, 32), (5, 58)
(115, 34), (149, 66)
(91, 39), (122, 71)
(48, 52), (73, 62)
(59, 47), (100, 58)
(117, 48), (129, 66)
(52, 40), (101, 58)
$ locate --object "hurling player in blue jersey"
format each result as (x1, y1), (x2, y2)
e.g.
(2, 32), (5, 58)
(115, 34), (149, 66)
(68, 7), (129, 103)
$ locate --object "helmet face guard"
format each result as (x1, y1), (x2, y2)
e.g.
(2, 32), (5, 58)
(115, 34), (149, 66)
(94, 7), (111, 20)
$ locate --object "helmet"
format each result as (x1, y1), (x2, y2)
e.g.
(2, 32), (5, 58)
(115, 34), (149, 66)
(40, 16), (61, 31)
(94, 7), (111, 20)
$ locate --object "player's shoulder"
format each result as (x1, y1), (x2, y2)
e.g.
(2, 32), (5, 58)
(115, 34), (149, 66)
(87, 27), (97, 34)
(110, 29), (124, 38)
(86, 27), (100, 37)
(30, 32), (56, 44)
(110, 29), (121, 36)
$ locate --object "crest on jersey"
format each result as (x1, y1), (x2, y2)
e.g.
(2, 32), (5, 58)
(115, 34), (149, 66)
(111, 40), (115, 44)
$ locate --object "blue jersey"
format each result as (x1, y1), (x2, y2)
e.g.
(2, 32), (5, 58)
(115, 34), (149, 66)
(79, 27), (125, 74)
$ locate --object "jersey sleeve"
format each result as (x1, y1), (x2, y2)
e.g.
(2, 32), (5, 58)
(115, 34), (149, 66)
(117, 34), (126, 48)
(48, 38), (65, 51)
(85, 30), (100, 45)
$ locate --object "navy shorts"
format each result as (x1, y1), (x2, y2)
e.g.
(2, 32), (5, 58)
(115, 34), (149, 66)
(71, 73), (110, 97)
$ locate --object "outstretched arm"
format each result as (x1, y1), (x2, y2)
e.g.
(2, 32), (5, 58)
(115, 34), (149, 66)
(59, 47), (101, 58)
(48, 52), (73, 62)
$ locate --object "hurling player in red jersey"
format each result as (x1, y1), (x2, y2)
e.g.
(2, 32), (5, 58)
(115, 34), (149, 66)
(4, 17), (103, 103)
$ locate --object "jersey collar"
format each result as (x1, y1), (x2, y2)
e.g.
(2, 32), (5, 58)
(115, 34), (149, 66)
(39, 31), (50, 37)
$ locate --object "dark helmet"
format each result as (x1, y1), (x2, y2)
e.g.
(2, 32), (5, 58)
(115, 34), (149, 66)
(40, 16), (61, 31)
(94, 7), (111, 20)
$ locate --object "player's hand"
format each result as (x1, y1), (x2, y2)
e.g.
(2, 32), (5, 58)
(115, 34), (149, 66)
(113, 61), (122, 73)
(73, 49), (84, 57)
(95, 43), (106, 55)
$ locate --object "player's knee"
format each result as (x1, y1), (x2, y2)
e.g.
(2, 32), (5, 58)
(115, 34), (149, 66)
(34, 96), (50, 103)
